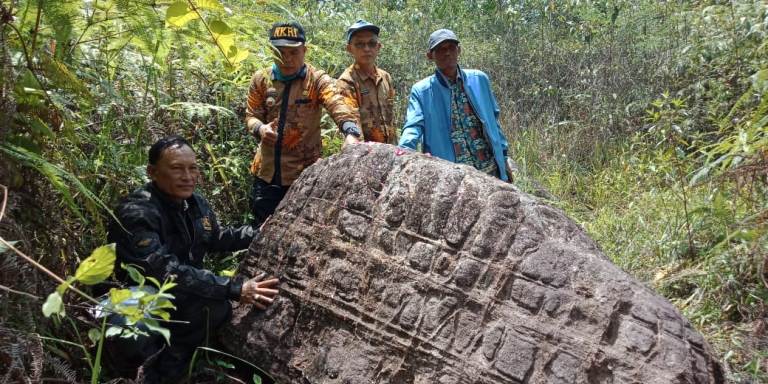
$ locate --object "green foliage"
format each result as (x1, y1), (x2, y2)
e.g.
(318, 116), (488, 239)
(36, 244), (177, 382)
(73, 244), (116, 285)
(2, 0), (767, 381)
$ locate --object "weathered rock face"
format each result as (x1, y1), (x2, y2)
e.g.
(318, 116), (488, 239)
(225, 144), (723, 384)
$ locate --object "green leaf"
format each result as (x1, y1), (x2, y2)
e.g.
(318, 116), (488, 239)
(215, 359), (235, 369)
(146, 276), (162, 288)
(142, 318), (171, 345)
(56, 277), (76, 296)
(109, 288), (133, 305)
(730, 229), (758, 243)
(42, 292), (65, 318)
(750, 69), (768, 93)
(121, 306), (142, 323)
(253, 374), (262, 384)
(219, 269), (235, 277)
(16, 115), (54, 138)
(166, 2), (199, 27)
(122, 263), (145, 286)
(712, 192), (729, 219)
(0, 240), (18, 255)
(227, 47), (249, 64)
(150, 308), (172, 321)
(88, 328), (102, 344)
(192, 0), (224, 10)
(105, 326), (123, 338)
(209, 20), (235, 53)
(74, 244), (116, 285)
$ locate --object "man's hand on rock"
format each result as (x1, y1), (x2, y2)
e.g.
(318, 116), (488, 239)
(240, 273), (279, 310)
(343, 133), (361, 147)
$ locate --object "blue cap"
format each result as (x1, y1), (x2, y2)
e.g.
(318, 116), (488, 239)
(428, 29), (459, 51)
(345, 20), (380, 43)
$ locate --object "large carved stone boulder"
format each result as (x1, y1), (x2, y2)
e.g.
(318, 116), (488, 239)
(225, 143), (723, 383)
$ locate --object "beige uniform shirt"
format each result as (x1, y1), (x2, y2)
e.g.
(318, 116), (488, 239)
(337, 64), (397, 144)
(245, 64), (358, 186)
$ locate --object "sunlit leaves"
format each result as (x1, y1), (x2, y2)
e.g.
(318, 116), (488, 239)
(74, 244), (116, 285)
(166, 2), (200, 27)
(194, 0), (225, 11)
(209, 20), (235, 54)
(228, 47), (250, 64)
(109, 287), (132, 305)
(164, 2), (249, 68)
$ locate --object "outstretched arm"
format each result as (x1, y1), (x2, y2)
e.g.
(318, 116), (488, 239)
(399, 87), (424, 150)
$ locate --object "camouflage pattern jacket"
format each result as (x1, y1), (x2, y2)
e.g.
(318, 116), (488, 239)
(107, 183), (254, 301)
(245, 63), (358, 186)
(337, 64), (397, 144)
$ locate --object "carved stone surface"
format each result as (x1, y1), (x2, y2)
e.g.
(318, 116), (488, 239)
(224, 143), (724, 384)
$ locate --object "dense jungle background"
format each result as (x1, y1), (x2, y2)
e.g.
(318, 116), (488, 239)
(0, 0), (766, 382)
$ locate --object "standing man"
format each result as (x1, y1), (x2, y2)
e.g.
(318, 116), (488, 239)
(245, 21), (361, 226)
(399, 29), (514, 182)
(337, 20), (397, 144)
(107, 136), (279, 383)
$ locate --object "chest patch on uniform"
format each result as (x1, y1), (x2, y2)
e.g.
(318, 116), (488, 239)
(201, 216), (213, 231)
(360, 87), (370, 95)
(135, 238), (153, 248)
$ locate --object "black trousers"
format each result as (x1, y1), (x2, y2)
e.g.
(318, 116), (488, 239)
(249, 177), (290, 227)
(105, 294), (232, 383)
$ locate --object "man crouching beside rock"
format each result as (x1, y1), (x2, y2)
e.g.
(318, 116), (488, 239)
(106, 135), (279, 383)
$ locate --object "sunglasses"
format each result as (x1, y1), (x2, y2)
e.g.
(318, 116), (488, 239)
(353, 40), (379, 49)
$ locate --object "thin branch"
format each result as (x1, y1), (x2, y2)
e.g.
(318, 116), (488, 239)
(76, 27), (140, 46)
(30, 0), (42, 56)
(0, 283), (40, 300)
(0, 184), (7, 222)
(0, 236), (100, 305)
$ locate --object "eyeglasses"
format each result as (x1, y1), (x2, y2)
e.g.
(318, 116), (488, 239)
(353, 40), (379, 49)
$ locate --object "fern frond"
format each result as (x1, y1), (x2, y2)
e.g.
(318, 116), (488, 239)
(46, 353), (78, 383)
(0, 144), (117, 224)
(41, 0), (82, 48)
(41, 57), (93, 103)
(0, 327), (45, 383)
(161, 101), (236, 119)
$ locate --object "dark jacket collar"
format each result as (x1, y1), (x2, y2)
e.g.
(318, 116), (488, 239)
(146, 182), (196, 212)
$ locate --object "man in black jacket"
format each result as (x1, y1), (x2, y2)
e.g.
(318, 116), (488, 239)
(107, 136), (279, 383)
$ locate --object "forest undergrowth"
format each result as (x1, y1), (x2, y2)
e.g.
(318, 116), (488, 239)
(0, 0), (766, 382)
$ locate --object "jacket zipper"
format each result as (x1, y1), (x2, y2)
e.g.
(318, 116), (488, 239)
(273, 79), (294, 186)
(178, 210), (194, 261)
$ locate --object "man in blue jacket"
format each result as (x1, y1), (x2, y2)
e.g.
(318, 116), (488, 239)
(399, 29), (514, 182)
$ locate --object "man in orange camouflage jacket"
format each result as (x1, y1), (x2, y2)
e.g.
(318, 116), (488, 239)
(245, 21), (361, 226)
(337, 20), (397, 144)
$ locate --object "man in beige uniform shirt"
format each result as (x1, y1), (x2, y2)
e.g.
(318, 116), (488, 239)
(245, 21), (361, 225)
(337, 20), (397, 144)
